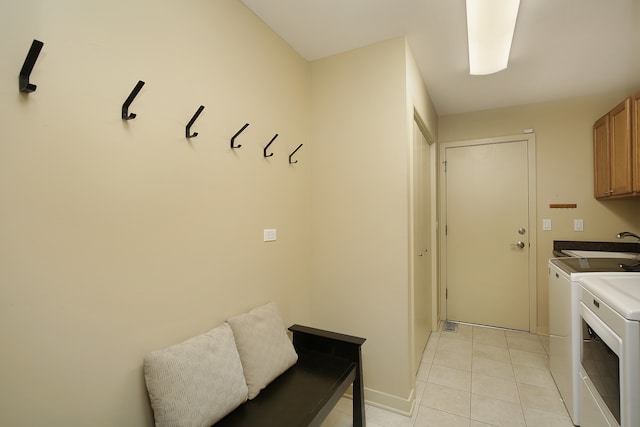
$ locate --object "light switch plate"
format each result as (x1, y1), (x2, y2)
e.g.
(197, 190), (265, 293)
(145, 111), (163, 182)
(264, 229), (277, 242)
(542, 219), (552, 231)
(574, 219), (584, 232)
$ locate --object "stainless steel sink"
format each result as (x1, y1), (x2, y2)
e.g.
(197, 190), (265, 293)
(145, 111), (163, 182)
(562, 250), (640, 259)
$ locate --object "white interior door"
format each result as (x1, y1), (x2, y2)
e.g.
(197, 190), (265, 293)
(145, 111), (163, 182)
(443, 136), (534, 331)
(412, 120), (432, 372)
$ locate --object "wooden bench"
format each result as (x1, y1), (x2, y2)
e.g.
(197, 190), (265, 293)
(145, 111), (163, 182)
(214, 324), (366, 427)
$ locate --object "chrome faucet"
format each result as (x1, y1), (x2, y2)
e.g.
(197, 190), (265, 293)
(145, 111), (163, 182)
(617, 232), (640, 264)
(617, 231), (640, 242)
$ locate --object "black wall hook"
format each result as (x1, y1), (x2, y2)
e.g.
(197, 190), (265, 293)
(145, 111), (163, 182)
(289, 144), (303, 164)
(186, 105), (205, 138)
(121, 80), (145, 120)
(264, 134), (278, 157)
(231, 123), (249, 148)
(19, 39), (44, 93)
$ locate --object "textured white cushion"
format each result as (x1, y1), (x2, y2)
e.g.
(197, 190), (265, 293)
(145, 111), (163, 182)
(144, 322), (248, 427)
(227, 301), (298, 399)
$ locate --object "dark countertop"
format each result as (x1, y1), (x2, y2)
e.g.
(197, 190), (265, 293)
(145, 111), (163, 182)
(553, 240), (640, 257)
(550, 256), (640, 273)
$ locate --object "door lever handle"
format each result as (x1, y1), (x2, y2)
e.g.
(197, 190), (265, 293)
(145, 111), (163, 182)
(511, 241), (526, 249)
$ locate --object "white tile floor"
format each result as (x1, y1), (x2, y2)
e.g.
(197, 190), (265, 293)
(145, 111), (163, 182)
(322, 322), (573, 427)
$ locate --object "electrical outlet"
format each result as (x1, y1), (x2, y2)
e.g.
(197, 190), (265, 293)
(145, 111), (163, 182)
(263, 229), (277, 242)
(542, 219), (552, 231)
(574, 219), (584, 232)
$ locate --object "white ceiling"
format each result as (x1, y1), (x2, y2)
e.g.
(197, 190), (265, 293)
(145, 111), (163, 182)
(240, 0), (640, 115)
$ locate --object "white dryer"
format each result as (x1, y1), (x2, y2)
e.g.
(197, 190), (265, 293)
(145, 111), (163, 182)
(548, 257), (640, 425)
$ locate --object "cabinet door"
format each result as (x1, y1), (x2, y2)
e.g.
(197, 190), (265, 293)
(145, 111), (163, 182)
(609, 97), (632, 196)
(633, 92), (640, 192)
(593, 113), (610, 198)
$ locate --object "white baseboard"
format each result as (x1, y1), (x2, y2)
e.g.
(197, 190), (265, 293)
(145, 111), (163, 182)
(363, 386), (416, 417)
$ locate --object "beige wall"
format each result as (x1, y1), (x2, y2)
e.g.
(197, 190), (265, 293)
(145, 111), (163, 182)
(405, 40), (438, 142)
(405, 40), (439, 361)
(438, 92), (640, 333)
(0, 1), (311, 425)
(309, 37), (437, 414)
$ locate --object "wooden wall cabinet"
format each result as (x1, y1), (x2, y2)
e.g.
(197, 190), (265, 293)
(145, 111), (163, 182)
(593, 113), (611, 198)
(593, 96), (637, 199)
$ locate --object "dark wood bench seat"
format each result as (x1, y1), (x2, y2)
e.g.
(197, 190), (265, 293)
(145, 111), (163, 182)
(214, 324), (366, 427)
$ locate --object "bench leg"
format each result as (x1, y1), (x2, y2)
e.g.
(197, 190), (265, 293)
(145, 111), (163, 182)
(352, 361), (365, 427)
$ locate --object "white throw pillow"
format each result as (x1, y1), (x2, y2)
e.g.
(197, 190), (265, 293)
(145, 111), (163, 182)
(143, 322), (248, 427)
(227, 301), (298, 399)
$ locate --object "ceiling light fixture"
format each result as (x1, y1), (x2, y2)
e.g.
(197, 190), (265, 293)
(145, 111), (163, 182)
(466, 0), (520, 75)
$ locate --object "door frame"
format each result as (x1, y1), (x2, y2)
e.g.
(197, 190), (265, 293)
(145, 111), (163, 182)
(409, 111), (438, 375)
(438, 133), (537, 333)
(415, 111), (438, 332)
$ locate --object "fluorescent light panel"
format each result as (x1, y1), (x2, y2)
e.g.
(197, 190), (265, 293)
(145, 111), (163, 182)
(466, 0), (520, 75)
